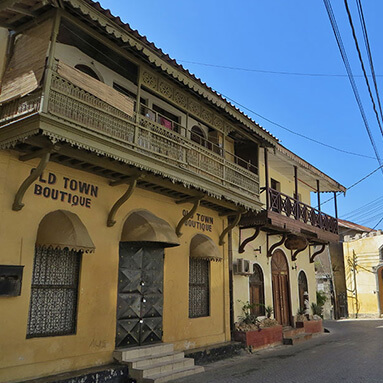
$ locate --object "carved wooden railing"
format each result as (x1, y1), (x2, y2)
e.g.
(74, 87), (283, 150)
(0, 91), (42, 123)
(0, 71), (259, 199)
(268, 187), (338, 234)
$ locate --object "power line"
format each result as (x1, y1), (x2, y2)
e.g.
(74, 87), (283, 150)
(344, 0), (383, 137)
(179, 59), (383, 78)
(64, 19), (376, 162)
(319, 163), (383, 208)
(218, 92), (375, 160)
(355, 0), (383, 130)
(323, 0), (383, 173)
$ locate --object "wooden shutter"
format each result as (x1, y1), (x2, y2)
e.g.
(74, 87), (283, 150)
(0, 19), (53, 104)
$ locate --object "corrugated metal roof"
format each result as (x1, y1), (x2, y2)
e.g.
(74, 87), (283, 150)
(338, 218), (374, 233)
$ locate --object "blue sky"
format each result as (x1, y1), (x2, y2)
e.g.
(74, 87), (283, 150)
(99, 0), (383, 229)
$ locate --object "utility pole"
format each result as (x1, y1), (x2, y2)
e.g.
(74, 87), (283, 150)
(347, 250), (359, 318)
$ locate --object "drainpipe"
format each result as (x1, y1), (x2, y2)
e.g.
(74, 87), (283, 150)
(228, 230), (235, 336)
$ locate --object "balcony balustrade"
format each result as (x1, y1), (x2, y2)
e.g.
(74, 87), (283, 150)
(268, 187), (338, 234)
(0, 69), (260, 204)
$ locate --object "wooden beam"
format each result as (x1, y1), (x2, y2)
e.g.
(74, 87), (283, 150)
(0, 0), (18, 12)
(9, 5), (36, 17)
(264, 147), (270, 209)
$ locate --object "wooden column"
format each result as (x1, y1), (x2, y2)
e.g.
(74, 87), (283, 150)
(333, 191), (338, 219)
(264, 147), (269, 209)
(294, 165), (298, 200)
(317, 180), (321, 211)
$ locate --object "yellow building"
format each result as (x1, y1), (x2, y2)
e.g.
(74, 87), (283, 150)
(0, 1), (344, 382)
(343, 230), (383, 318)
(232, 145), (345, 326)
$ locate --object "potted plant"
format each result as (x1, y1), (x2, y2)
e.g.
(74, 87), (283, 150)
(233, 301), (283, 350)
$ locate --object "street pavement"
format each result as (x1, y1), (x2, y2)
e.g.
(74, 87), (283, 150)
(177, 319), (383, 383)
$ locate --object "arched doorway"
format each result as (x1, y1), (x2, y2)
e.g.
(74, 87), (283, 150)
(249, 264), (265, 317)
(115, 210), (180, 348)
(271, 249), (291, 326)
(191, 125), (207, 147)
(298, 270), (308, 312)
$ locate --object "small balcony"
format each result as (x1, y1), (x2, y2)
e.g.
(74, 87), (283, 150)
(241, 187), (339, 243)
(0, 66), (261, 211)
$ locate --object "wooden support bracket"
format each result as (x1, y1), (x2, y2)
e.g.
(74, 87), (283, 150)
(175, 194), (204, 237)
(267, 233), (287, 257)
(239, 227), (260, 254)
(310, 244), (326, 263)
(12, 150), (53, 211)
(292, 243), (308, 262)
(107, 174), (143, 227)
(219, 209), (244, 246)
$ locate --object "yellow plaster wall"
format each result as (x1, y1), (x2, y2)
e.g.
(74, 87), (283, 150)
(343, 234), (383, 317)
(0, 150), (229, 383)
(232, 227), (317, 323)
(258, 148), (312, 206)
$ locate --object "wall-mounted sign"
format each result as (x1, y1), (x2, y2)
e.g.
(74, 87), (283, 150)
(33, 171), (98, 208)
(182, 209), (214, 233)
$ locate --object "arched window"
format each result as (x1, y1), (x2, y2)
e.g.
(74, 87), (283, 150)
(190, 125), (207, 147)
(75, 64), (100, 80)
(27, 210), (94, 338)
(298, 270), (308, 312)
(249, 264), (265, 316)
(188, 234), (221, 318)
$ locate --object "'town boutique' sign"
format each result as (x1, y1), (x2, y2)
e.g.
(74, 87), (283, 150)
(33, 171), (98, 208)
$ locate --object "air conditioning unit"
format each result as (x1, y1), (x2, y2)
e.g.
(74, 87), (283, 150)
(235, 258), (252, 276)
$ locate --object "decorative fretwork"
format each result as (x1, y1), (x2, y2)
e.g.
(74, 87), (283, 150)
(0, 70), (260, 204)
(0, 91), (42, 125)
(27, 247), (81, 338)
(189, 258), (210, 318)
(268, 188), (338, 234)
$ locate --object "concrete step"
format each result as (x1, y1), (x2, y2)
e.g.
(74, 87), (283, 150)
(126, 351), (185, 369)
(114, 343), (174, 362)
(141, 365), (205, 383)
(130, 358), (195, 379)
(283, 333), (312, 345)
(283, 327), (305, 338)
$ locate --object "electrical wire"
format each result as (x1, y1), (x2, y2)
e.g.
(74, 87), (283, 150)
(178, 59), (383, 78)
(218, 92), (375, 160)
(356, 0), (383, 128)
(344, 0), (383, 137)
(63, 22), (376, 161)
(319, 163), (383, 208)
(323, 0), (383, 172)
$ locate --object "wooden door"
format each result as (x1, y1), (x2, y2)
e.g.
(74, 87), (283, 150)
(249, 264), (265, 317)
(116, 244), (164, 348)
(272, 250), (291, 326)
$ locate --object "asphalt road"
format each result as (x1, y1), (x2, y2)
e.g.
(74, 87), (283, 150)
(177, 319), (383, 383)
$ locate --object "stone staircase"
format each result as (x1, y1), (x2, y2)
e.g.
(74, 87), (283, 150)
(282, 327), (312, 345)
(113, 343), (204, 383)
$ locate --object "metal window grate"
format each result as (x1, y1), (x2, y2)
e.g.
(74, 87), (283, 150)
(27, 247), (81, 338)
(189, 258), (209, 318)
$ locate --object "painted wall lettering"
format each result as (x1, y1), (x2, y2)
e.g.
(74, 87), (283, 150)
(32, 171), (98, 208)
(182, 209), (214, 233)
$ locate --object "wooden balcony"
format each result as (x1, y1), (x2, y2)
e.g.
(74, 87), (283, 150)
(0, 68), (261, 211)
(241, 187), (339, 243)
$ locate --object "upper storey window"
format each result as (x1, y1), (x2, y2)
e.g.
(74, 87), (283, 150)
(191, 126), (207, 147)
(57, 19), (138, 84)
(74, 65), (100, 81)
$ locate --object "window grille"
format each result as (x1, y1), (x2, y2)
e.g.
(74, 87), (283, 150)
(27, 247), (81, 338)
(189, 258), (209, 318)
